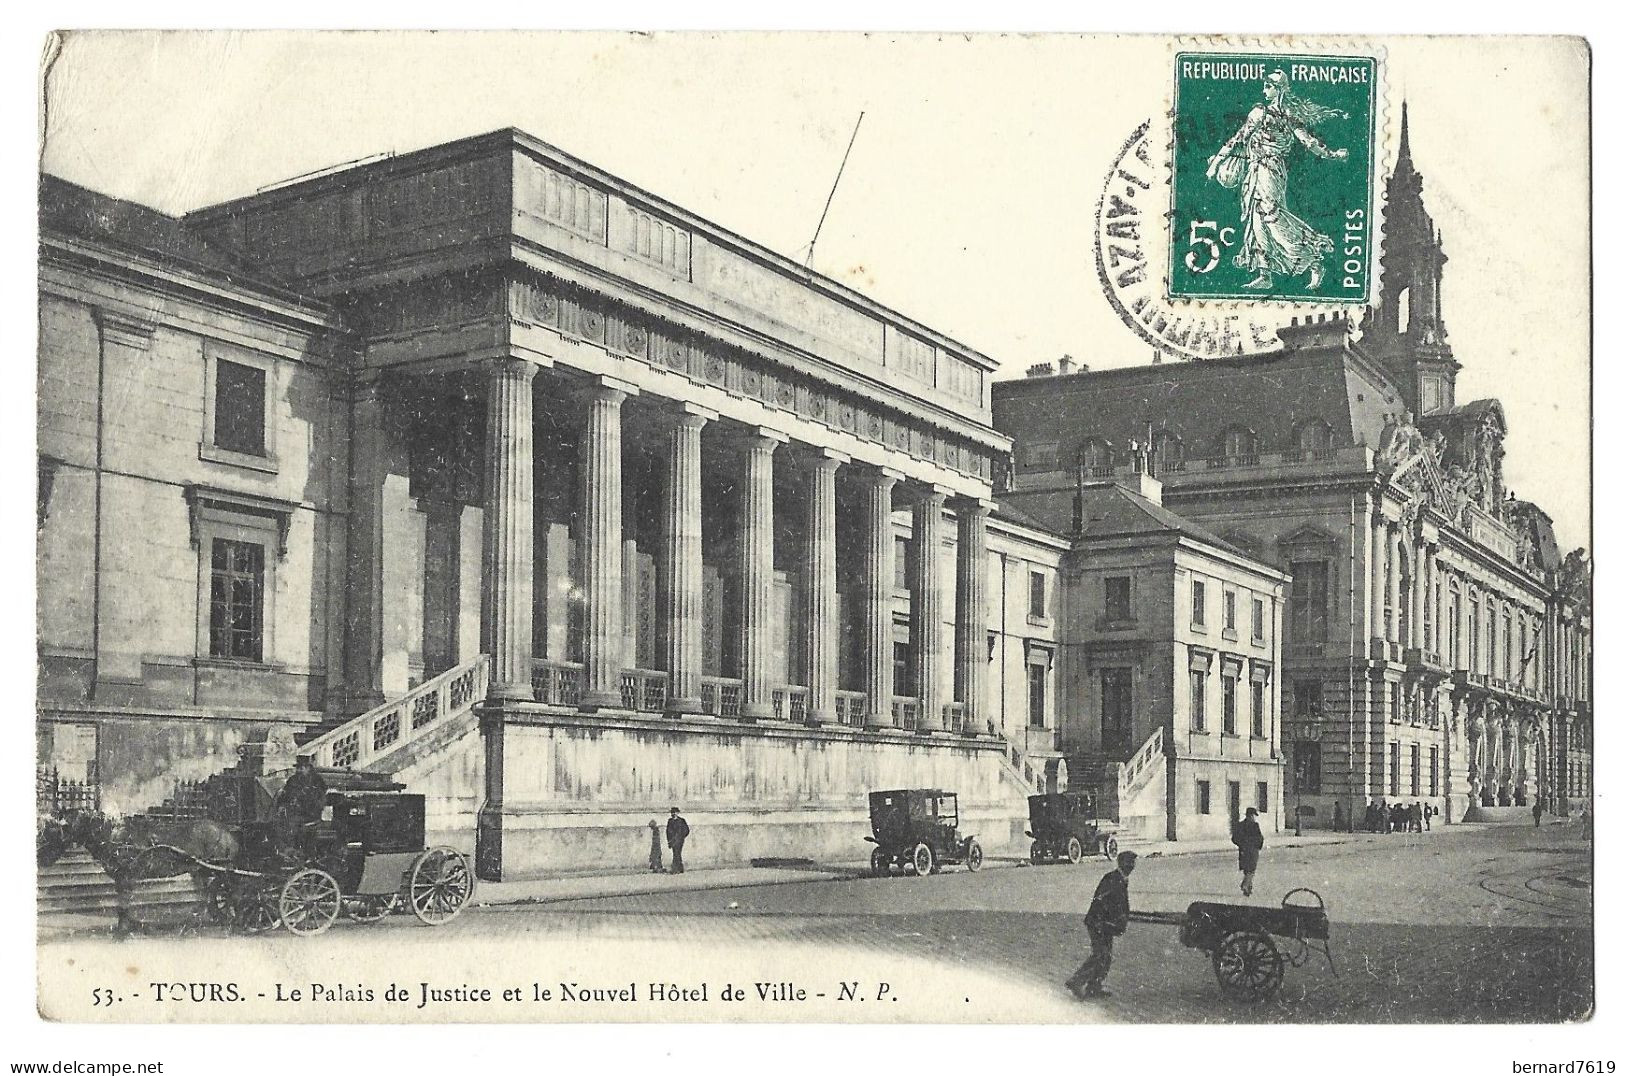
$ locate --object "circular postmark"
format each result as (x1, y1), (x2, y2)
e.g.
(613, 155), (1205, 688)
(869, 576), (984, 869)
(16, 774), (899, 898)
(1095, 120), (1288, 361)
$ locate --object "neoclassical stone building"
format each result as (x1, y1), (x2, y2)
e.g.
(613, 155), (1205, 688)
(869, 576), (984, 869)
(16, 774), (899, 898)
(993, 111), (1593, 827)
(38, 128), (1123, 877)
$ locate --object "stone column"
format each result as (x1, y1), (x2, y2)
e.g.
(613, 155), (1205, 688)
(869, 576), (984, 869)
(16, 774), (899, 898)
(738, 427), (788, 720)
(1369, 514), (1387, 648)
(663, 405), (713, 715)
(955, 497), (993, 736)
(580, 378), (635, 708)
(861, 468), (902, 727)
(482, 358), (540, 700)
(912, 485), (950, 733)
(1386, 524), (1403, 644)
(803, 448), (847, 725)
(1407, 537), (1423, 651)
(343, 376), (390, 712)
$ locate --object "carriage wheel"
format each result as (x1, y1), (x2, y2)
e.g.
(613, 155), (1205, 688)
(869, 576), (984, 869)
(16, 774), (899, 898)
(343, 894), (398, 923)
(1030, 841), (1044, 865)
(1066, 836), (1085, 864)
(870, 849), (890, 877)
(408, 848), (474, 925)
(1101, 835), (1120, 861)
(279, 868), (342, 936)
(202, 874), (235, 925)
(965, 839), (984, 872)
(234, 882), (282, 935)
(1212, 931), (1285, 1001)
(910, 842), (936, 877)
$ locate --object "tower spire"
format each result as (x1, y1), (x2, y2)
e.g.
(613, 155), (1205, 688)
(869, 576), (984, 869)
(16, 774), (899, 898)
(1394, 99), (1415, 181)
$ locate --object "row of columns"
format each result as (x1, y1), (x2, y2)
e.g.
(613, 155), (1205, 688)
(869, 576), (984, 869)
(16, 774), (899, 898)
(479, 358), (992, 731)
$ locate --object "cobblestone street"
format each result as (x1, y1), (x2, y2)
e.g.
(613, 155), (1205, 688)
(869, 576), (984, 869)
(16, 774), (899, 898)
(40, 821), (1590, 1024)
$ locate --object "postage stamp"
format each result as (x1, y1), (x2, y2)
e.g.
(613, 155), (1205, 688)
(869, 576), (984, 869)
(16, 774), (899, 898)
(1169, 52), (1379, 304)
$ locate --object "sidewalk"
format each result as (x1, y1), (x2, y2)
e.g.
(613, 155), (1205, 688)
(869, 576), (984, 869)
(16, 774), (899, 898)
(471, 825), (1475, 908)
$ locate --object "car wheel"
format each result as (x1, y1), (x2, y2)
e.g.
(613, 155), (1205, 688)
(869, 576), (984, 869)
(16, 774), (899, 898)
(911, 842), (935, 877)
(965, 840), (983, 872)
(1101, 835), (1119, 861)
(1066, 836), (1085, 864)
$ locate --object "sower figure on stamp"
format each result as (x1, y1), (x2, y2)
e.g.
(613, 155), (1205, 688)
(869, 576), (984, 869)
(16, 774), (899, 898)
(1066, 850), (1137, 1000)
(1233, 806), (1265, 897)
(666, 807), (689, 874)
(1206, 69), (1349, 291)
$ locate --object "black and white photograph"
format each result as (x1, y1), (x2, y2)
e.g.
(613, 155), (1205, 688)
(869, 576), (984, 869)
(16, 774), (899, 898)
(14, 21), (1604, 1067)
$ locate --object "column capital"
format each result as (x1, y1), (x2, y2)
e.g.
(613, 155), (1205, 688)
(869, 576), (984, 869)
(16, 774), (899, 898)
(952, 494), (997, 516)
(911, 482), (953, 504)
(670, 401), (720, 425)
(748, 425), (791, 445)
(858, 464), (905, 487)
(802, 445), (851, 466)
(579, 372), (640, 401)
(484, 355), (543, 381)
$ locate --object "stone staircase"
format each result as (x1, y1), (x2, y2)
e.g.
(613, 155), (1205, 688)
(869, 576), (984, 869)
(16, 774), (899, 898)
(1063, 727), (1169, 844)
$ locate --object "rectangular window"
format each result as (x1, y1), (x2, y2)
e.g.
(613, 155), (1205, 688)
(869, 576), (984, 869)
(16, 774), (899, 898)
(1190, 669), (1208, 732)
(1294, 741), (1322, 794)
(1197, 780), (1211, 815)
(894, 536), (910, 590)
(1027, 663), (1047, 728)
(1503, 613), (1513, 679)
(1028, 570), (1047, 620)
(1251, 597), (1265, 642)
(1410, 743), (1422, 797)
(1105, 576), (1131, 622)
(893, 641), (912, 696)
(1191, 580), (1207, 627)
(1390, 682), (1402, 725)
(1101, 668), (1133, 755)
(1251, 679), (1266, 738)
(209, 538), (264, 661)
(1223, 590), (1237, 633)
(1389, 741), (1401, 797)
(1290, 560), (1329, 643)
(1293, 680), (1323, 719)
(213, 360), (267, 457)
(1429, 746), (1440, 797)
(1222, 673), (1238, 735)
(1228, 781), (1242, 822)
(1257, 782), (1269, 814)
(1470, 598), (1480, 671)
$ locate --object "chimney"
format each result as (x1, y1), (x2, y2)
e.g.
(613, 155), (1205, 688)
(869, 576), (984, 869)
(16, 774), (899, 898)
(1026, 362), (1054, 378)
(1058, 354), (1075, 375)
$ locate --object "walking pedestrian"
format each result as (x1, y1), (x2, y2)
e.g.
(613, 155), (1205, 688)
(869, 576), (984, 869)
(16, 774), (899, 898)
(1423, 803), (1433, 831)
(1333, 801), (1345, 833)
(1532, 800), (1544, 827)
(1412, 803), (1423, 833)
(1232, 807), (1265, 897)
(666, 806), (690, 874)
(647, 819), (664, 872)
(1066, 850), (1137, 1000)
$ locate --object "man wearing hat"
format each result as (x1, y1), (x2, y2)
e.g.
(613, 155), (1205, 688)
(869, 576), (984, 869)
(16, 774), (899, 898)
(666, 807), (690, 874)
(1066, 849), (1137, 1000)
(274, 754), (328, 848)
(1233, 806), (1266, 897)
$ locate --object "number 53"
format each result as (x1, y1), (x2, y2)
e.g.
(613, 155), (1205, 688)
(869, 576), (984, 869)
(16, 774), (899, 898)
(1184, 220), (1236, 274)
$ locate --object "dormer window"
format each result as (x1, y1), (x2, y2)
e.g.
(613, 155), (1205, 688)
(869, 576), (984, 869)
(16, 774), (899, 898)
(1220, 425), (1258, 463)
(1295, 419), (1334, 454)
(1080, 439), (1113, 477)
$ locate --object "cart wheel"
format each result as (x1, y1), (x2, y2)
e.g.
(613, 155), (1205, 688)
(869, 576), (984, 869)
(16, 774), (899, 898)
(343, 894), (398, 923)
(279, 868), (342, 936)
(1212, 931), (1285, 1001)
(1029, 841), (1044, 866)
(1066, 836), (1085, 864)
(965, 839), (984, 872)
(202, 874), (235, 925)
(1101, 835), (1119, 861)
(233, 882), (281, 935)
(911, 842), (936, 877)
(408, 847), (474, 925)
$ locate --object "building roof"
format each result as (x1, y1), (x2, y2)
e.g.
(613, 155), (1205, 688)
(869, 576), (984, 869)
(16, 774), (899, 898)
(997, 482), (1248, 558)
(991, 338), (1397, 467)
(39, 175), (320, 305)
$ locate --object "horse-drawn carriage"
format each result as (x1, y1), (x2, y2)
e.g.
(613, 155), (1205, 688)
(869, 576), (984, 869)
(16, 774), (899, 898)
(1129, 888), (1336, 1000)
(43, 761), (474, 936)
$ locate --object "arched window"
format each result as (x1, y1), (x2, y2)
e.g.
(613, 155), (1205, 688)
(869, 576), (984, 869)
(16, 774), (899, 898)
(1080, 439), (1113, 477)
(1152, 430), (1185, 472)
(1295, 419), (1334, 455)
(1397, 286), (1411, 335)
(1220, 425), (1258, 463)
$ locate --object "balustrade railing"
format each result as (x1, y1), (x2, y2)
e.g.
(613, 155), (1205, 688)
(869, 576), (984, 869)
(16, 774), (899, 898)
(533, 660), (584, 707)
(771, 685), (809, 723)
(36, 766), (99, 815)
(892, 696), (920, 731)
(834, 691), (868, 726)
(621, 668), (669, 713)
(308, 654), (491, 771)
(1118, 726), (1165, 802)
(944, 701), (967, 734)
(700, 676), (743, 719)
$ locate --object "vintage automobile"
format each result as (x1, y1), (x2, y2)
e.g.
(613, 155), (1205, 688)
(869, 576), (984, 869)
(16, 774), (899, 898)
(1025, 791), (1120, 864)
(864, 788), (983, 876)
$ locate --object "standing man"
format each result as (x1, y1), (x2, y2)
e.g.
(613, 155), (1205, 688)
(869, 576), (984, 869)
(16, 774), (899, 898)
(1233, 806), (1265, 897)
(647, 819), (664, 872)
(1532, 800), (1544, 827)
(666, 807), (690, 874)
(1066, 850), (1137, 1000)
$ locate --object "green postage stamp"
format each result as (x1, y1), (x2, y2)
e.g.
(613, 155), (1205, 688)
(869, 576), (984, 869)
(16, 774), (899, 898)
(1169, 52), (1379, 304)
